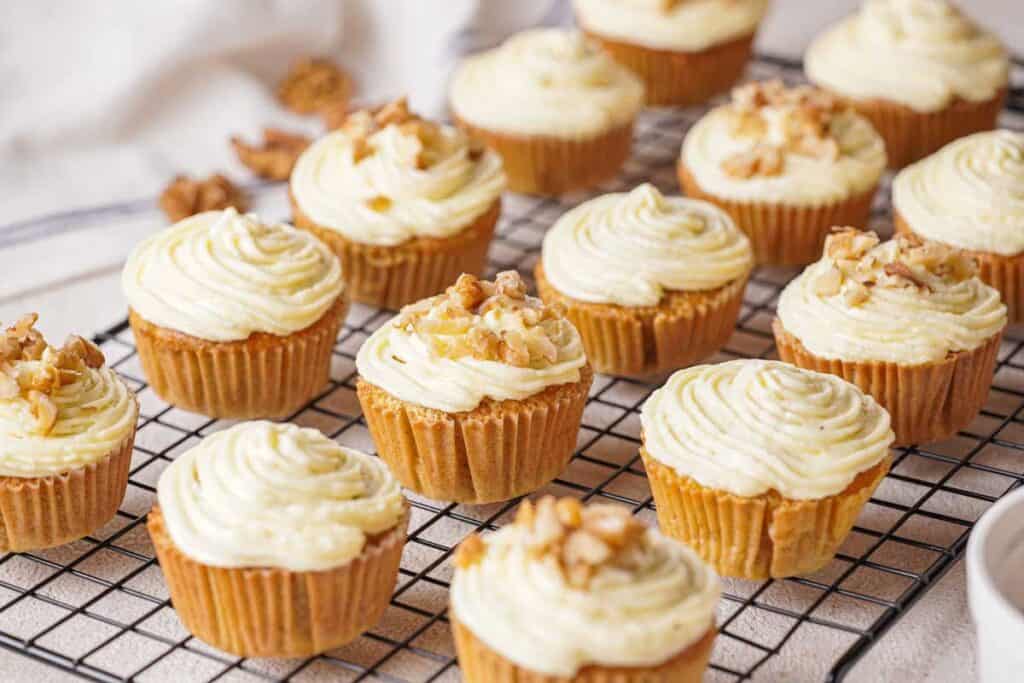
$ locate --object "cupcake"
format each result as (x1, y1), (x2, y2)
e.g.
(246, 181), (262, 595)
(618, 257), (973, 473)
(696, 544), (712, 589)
(122, 207), (347, 419)
(573, 0), (770, 106)
(449, 28), (644, 195)
(805, 0), (1009, 168)
(148, 421), (407, 657)
(640, 359), (894, 579)
(290, 97), (506, 309)
(679, 80), (886, 265)
(356, 271), (592, 504)
(0, 315), (137, 552)
(892, 130), (1024, 323)
(535, 183), (753, 378)
(451, 496), (720, 682)
(774, 228), (1007, 446)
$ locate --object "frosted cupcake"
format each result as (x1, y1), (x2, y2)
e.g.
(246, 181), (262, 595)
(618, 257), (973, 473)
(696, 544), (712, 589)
(123, 208), (346, 419)
(450, 28), (644, 195)
(356, 271), (591, 503)
(573, 0), (770, 106)
(641, 359), (894, 579)
(0, 315), (138, 552)
(679, 80), (886, 265)
(451, 496), (720, 682)
(291, 98), (505, 309)
(536, 184), (753, 377)
(893, 130), (1024, 322)
(805, 0), (1009, 168)
(775, 228), (1007, 445)
(148, 421), (407, 657)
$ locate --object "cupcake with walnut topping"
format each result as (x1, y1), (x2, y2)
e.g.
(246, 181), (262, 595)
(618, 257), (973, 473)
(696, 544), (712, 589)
(291, 97), (505, 309)
(451, 496), (720, 682)
(0, 315), (138, 552)
(775, 228), (1007, 445)
(679, 80), (886, 265)
(356, 272), (592, 503)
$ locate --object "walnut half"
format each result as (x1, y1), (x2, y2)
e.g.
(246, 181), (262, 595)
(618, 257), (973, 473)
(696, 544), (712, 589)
(231, 129), (311, 181)
(159, 174), (247, 223)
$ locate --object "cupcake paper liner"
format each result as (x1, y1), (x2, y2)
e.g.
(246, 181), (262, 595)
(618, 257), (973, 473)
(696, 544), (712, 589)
(773, 319), (1003, 446)
(582, 30), (756, 107)
(292, 198), (500, 310)
(895, 211), (1024, 324)
(0, 431), (136, 553)
(130, 296), (347, 419)
(452, 615), (716, 683)
(453, 117), (634, 196)
(148, 504), (408, 658)
(847, 90), (1006, 169)
(641, 449), (890, 580)
(677, 162), (878, 266)
(535, 263), (749, 378)
(357, 366), (593, 504)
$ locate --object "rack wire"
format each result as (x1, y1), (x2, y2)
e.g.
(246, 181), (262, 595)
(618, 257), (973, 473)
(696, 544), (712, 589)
(2, 54), (1024, 682)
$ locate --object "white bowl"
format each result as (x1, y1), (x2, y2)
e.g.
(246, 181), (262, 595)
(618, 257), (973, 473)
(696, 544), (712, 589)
(967, 486), (1024, 683)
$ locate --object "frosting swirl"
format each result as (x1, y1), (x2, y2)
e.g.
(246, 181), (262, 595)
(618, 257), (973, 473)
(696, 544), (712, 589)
(541, 184), (753, 305)
(122, 208), (344, 342)
(805, 0), (1009, 113)
(641, 360), (894, 499)
(156, 421), (406, 571)
(573, 0), (769, 52)
(450, 28), (644, 138)
(291, 102), (505, 246)
(893, 130), (1024, 256)
(777, 231), (1006, 364)
(451, 514), (719, 676)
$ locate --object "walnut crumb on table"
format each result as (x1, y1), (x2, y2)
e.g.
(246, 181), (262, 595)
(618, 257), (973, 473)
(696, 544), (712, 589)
(158, 174), (247, 222)
(277, 57), (352, 116)
(231, 129), (311, 181)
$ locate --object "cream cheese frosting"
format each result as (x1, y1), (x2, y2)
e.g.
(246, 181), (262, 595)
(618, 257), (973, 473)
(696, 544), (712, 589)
(122, 208), (344, 342)
(541, 184), (753, 305)
(451, 499), (720, 676)
(156, 421), (406, 571)
(291, 100), (505, 246)
(356, 272), (586, 413)
(573, 0), (769, 52)
(449, 28), (644, 138)
(777, 229), (1007, 364)
(641, 359), (894, 499)
(893, 130), (1024, 256)
(805, 0), (1009, 113)
(681, 85), (886, 204)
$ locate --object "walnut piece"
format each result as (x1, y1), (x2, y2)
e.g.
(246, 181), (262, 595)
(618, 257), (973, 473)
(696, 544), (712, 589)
(231, 129), (311, 181)
(338, 98), (447, 170)
(722, 144), (783, 179)
(277, 57), (352, 115)
(159, 174), (247, 223)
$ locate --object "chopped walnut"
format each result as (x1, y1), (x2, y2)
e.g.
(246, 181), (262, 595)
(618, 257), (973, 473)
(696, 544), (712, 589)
(277, 57), (352, 115)
(514, 497), (648, 589)
(722, 144), (783, 179)
(393, 272), (568, 369)
(814, 265), (844, 297)
(825, 227), (880, 262)
(0, 316), (107, 436)
(159, 174), (247, 223)
(883, 262), (931, 292)
(231, 129), (311, 181)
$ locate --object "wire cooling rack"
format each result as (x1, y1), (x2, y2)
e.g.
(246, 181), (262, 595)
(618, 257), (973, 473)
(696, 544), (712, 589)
(2, 54), (1024, 683)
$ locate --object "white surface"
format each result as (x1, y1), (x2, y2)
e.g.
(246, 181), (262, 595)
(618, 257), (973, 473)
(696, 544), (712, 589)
(1, 1), (1022, 680)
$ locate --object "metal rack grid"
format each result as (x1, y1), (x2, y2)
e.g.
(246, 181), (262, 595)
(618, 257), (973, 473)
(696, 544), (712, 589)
(2, 54), (1024, 682)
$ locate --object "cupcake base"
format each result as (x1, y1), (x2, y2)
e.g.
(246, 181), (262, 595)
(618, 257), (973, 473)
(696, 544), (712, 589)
(148, 504), (408, 658)
(677, 161), (878, 266)
(292, 198), (500, 310)
(453, 117), (633, 196)
(773, 319), (1003, 446)
(0, 433), (136, 553)
(844, 90), (1007, 169)
(452, 615), (716, 683)
(894, 210), (1024, 324)
(357, 366), (593, 504)
(535, 263), (748, 378)
(130, 296), (347, 420)
(642, 450), (890, 580)
(582, 30), (756, 107)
